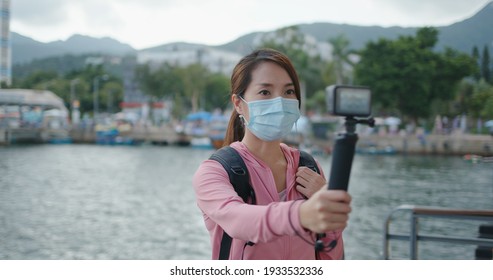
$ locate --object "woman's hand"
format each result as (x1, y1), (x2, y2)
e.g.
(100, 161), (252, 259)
(295, 166), (326, 198)
(299, 188), (352, 233)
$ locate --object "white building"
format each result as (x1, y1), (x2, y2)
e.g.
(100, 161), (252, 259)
(137, 44), (242, 76)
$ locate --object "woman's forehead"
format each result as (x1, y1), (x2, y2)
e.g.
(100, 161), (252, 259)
(250, 62), (292, 85)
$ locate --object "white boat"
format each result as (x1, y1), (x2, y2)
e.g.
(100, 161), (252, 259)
(190, 136), (213, 149)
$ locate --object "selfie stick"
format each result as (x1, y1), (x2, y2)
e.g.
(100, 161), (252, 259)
(315, 116), (374, 254)
(327, 116), (374, 191)
(315, 85), (374, 254)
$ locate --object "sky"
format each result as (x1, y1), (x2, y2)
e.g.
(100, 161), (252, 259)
(10, 0), (492, 50)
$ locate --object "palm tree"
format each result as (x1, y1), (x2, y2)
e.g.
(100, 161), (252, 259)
(328, 34), (355, 84)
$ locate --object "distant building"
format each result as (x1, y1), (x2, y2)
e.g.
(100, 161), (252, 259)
(120, 45), (242, 123)
(0, 0), (11, 86)
(137, 44), (242, 76)
(120, 56), (170, 125)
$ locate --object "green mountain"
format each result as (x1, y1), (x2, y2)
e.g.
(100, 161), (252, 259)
(12, 1), (493, 66)
(12, 33), (136, 65)
(218, 1), (493, 55)
(438, 2), (493, 53)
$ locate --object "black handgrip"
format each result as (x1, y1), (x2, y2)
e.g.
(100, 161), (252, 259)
(327, 133), (358, 191)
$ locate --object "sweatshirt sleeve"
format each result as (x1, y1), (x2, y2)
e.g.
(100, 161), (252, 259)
(192, 159), (308, 243)
(317, 231), (345, 259)
(314, 159), (345, 260)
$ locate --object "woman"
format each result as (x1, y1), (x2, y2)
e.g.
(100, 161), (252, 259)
(193, 48), (351, 260)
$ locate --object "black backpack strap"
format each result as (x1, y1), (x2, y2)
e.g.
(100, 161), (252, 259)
(298, 150), (320, 174)
(209, 146), (255, 203)
(209, 146), (256, 259)
(218, 233), (233, 260)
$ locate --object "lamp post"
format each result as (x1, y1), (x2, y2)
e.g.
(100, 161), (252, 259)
(107, 89), (114, 114)
(70, 78), (79, 124)
(92, 75), (108, 121)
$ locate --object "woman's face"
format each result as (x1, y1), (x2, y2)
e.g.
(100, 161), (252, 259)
(234, 61), (297, 118)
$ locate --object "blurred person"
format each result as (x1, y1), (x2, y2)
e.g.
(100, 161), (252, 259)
(193, 48), (351, 260)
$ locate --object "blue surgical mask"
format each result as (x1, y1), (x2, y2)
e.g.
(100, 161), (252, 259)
(240, 96), (301, 141)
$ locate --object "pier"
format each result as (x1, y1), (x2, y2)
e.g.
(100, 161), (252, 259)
(2, 123), (492, 156)
(309, 132), (493, 156)
(68, 124), (189, 145)
(358, 133), (493, 156)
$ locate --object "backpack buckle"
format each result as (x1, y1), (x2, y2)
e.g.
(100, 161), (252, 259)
(230, 166), (246, 176)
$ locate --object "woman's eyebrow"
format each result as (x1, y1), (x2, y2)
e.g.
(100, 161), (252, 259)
(254, 82), (294, 87)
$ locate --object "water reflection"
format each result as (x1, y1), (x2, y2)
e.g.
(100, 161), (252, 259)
(0, 145), (491, 259)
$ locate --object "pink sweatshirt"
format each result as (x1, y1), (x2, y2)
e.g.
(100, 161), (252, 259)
(193, 141), (344, 260)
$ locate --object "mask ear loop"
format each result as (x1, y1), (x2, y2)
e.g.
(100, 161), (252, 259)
(236, 94), (247, 127)
(239, 114), (249, 126)
(237, 96), (250, 127)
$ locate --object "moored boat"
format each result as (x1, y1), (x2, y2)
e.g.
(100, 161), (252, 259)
(356, 145), (397, 155)
(207, 114), (228, 149)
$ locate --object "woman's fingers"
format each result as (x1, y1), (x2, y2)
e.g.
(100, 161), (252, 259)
(295, 167), (327, 198)
(299, 189), (352, 232)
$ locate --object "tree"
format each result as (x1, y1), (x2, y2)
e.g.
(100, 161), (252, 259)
(469, 80), (493, 119)
(354, 27), (477, 122)
(257, 26), (327, 112)
(453, 79), (475, 116)
(177, 63), (211, 113)
(99, 81), (124, 114)
(482, 45), (491, 83)
(18, 70), (58, 88)
(472, 46), (481, 80)
(12, 64), (123, 117)
(328, 34), (356, 84)
(203, 73), (230, 112)
(134, 62), (229, 118)
(134, 63), (180, 100)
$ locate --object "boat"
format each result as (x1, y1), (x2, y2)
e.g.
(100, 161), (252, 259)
(41, 109), (73, 144)
(209, 134), (225, 149)
(183, 111), (229, 150)
(207, 114), (229, 149)
(183, 112), (213, 149)
(190, 136), (213, 149)
(94, 124), (139, 145)
(463, 154), (493, 163)
(356, 145), (397, 155)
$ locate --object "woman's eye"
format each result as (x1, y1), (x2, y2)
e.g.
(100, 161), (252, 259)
(258, 90), (270, 96)
(286, 89), (295, 95)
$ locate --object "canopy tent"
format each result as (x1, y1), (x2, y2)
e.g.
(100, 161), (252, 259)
(185, 111), (212, 122)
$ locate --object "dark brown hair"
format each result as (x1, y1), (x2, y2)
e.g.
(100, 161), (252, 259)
(223, 48), (302, 146)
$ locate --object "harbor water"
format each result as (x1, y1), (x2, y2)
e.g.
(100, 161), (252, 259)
(0, 144), (492, 260)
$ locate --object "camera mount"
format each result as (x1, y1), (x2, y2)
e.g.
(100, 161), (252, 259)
(324, 84), (375, 191)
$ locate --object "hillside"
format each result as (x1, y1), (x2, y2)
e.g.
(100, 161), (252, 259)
(11, 1), (493, 65)
(439, 1), (493, 53)
(12, 33), (136, 65)
(218, 1), (493, 55)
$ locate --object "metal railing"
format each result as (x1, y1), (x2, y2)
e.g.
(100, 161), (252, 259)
(383, 204), (493, 259)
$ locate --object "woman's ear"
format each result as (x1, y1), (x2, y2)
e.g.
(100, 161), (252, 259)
(232, 94), (243, 114)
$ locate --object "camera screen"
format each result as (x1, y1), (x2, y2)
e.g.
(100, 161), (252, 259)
(335, 87), (371, 117)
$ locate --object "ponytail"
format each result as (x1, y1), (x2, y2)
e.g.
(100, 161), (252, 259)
(223, 108), (244, 146)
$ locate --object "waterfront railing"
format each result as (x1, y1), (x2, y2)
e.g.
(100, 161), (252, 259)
(383, 205), (493, 259)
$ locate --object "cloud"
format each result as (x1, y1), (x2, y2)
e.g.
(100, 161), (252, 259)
(377, 0), (490, 26)
(9, 0), (493, 49)
(12, 0), (70, 25)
